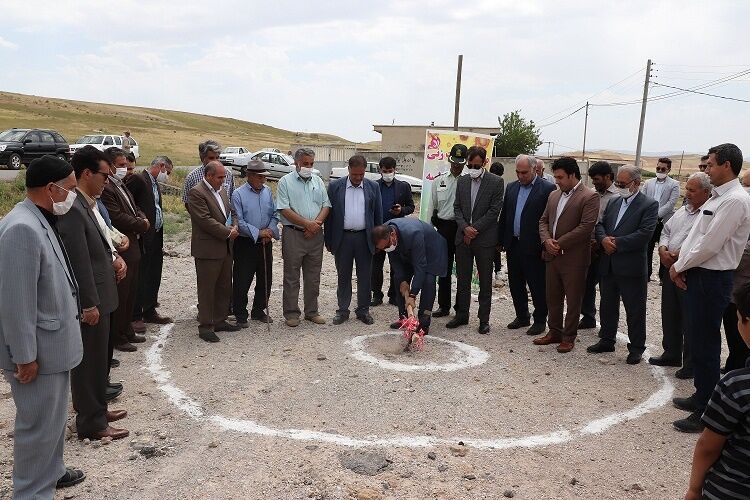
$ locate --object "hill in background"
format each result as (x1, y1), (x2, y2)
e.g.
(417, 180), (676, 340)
(563, 149), (704, 176)
(0, 91), (357, 165)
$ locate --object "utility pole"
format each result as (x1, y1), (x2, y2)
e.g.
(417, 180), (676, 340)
(677, 150), (685, 179)
(454, 55), (463, 131)
(634, 59), (652, 167)
(581, 101), (589, 161)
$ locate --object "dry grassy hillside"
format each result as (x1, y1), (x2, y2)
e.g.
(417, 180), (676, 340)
(566, 149), (704, 176)
(0, 92), (356, 165)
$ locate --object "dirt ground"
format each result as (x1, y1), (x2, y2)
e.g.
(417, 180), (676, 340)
(0, 235), (710, 499)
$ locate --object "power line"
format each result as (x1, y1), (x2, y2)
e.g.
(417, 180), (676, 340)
(651, 82), (750, 103)
(537, 104), (586, 128)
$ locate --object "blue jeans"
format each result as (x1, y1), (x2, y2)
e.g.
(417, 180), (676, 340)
(682, 268), (733, 408)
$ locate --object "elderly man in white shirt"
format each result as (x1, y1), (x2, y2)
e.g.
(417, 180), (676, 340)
(648, 172), (711, 378)
(670, 143), (750, 433)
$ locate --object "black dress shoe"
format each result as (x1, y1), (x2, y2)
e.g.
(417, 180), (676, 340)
(215, 321), (242, 332)
(626, 352), (642, 365)
(236, 321), (250, 329)
(587, 340), (615, 353)
(108, 381), (123, 391)
(370, 296), (384, 306)
(432, 308), (450, 318)
(128, 334), (147, 344)
(332, 313), (349, 325)
(526, 322), (545, 335)
(251, 312), (273, 323)
(390, 320), (402, 329)
(105, 385), (122, 402)
(56, 467), (86, 489)
(648, 355), (681, 367)
(110, 358), (120, 369)
(673, 394), (702, 413)
(675, 367), (694, 380)
(357, 314), (374, 325)
(478, 323), (490, 335)
(507, 317), (531, 329)
(673, 411), (705, 433)
(446, 317), (469, 329)
(578, 318), (597, 329)
(115, 342), (137, 352)
(199, 330), (220, 343)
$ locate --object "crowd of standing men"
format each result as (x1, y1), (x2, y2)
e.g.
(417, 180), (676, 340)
(1, 136), (750, 498)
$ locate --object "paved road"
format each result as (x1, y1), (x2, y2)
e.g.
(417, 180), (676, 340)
(0, 170), (19, 182)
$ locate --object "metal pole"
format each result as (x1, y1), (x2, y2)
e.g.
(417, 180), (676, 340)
(453, 55), (463, 131)
(677, 150), (684, 179)
(581, 102), (589, 161)
(635, 59), (652, 167)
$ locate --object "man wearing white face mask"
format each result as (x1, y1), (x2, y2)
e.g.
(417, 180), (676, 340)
(0, 155), (87, 498)
(371, 156), (415, 307)
(641, 157), (680, 280)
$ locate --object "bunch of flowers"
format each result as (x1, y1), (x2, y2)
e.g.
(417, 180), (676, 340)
(399, 316), (425, 351)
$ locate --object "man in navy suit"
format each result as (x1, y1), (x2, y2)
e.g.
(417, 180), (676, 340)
(371, 156), (415, 306)
(325, 155), (383, 325)
(371, 219), (447, 334)
(589, 165), (658, 364)
(498, 154), (556, 335)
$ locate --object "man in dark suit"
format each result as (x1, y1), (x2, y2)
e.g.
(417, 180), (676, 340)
(449, 146), (503, 334)
(125, 156), (174, 334)
(371, 156), (415, 306)
(101, 147), (150, 354)
(589, 165), (658, 364)
(536, 157), (600, 352)
(498, 154), (556, 335)
(58, 145), (129, 440)
(325, 155), (383, 325)
(371, 219), (448, 334)
(187, 161), (241, 342)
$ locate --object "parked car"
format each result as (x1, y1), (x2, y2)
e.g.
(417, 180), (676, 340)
(0, 128), (70, 169)
(218, 146), (253, 167)
(329, 161), (422, 193)
(69, 134), (140, 159)
(248, 150), (321, 180)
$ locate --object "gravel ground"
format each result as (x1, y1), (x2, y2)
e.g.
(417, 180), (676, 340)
(0, 233), (717, 499)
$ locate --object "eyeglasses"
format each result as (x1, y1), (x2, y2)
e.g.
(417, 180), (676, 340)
(614, 179), (634, 189)
(655, 168), (669, 173)
(52, 183), (73, 194)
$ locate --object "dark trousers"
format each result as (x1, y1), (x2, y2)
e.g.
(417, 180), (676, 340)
(647, 219), (664, 279)
(493, 249), (503, 273)
(506, 240), (548, 323)
(722, 303), (750, 372)
(394, 263), (437, 331)
(371, 250), (395, 302)
(195, 254), (233, 331)
(231, 237), (272, 323)
(334, 231), (372, 317)
(455, 242), (494, 323)
(683, 268), (733, 408)
(71, 313), (111, 436)
(112, 255), (139, 348)
(546, 260), (588, 341)
(433, 218), (457, 311)
(581, 256), (599, 324)
(598, 273), (647, 355)
(659, 266), (692, 368)
(133, 229), (164, 320)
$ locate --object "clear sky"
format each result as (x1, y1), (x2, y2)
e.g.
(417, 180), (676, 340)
(1, 0), (748, 155)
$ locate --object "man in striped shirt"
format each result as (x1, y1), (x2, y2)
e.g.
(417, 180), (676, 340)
(684, 281), (750, 500)
(182, 139), (235, 209)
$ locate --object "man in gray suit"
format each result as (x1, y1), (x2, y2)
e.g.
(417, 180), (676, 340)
(641, 157), (680, 279)
(59, 145), (129, 440)
(325, 155), (383, 325)
(588, 165), (658, 364)
(448, 146), (503, 334)
(0, 156), (86, 498)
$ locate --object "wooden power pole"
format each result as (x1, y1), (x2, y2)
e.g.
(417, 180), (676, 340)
(635, 59), (652, 167)
(454, 55), (463, 131)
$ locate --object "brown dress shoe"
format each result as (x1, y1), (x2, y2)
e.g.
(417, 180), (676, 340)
(532, 333), (562, 345)
(114, 342), (137, 352)
(86, 426), (129, 441)
(106, 409), (128, 422)
(143, 312), (173, 324)
(557, 340), (575, 353)
(128, 334), (147, 343)
(131, 320), (146, 333)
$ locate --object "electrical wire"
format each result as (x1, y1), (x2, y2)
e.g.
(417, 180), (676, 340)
(651, 82), (750, 103)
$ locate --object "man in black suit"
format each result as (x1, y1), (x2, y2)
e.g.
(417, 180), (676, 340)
(448, 146), (503, 334)
(58, 145), (129, 440)
(588, 165), (658, 364)
(371, 156), (415, 307)
(126, 156), (174, 334)
(498, 154), (556, 335)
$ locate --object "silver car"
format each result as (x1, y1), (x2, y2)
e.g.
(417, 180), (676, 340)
(249, 150), (320, 180)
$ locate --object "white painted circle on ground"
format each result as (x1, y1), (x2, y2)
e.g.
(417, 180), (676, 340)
(346, 332), (490, 372)
(145, 321), (673, 450)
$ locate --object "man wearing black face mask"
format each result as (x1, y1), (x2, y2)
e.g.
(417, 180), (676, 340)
(0, 156), (87, 497)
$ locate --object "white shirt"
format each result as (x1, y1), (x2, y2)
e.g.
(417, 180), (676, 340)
(674, 179), (750, 272)
(659, 204), (701, 252)
(652, 179), (667, 205)
(343, 177), (366, 230)
(615, 192), (636, 228)
(91, 203), (117, 260)
(553, 180), (581, 237)
(203, 179), (227, 219)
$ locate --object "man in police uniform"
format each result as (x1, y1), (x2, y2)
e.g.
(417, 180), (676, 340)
(428, 144), (466, 318)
